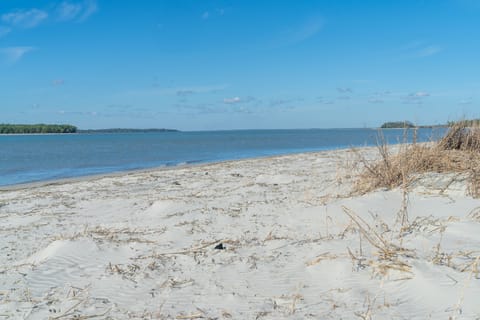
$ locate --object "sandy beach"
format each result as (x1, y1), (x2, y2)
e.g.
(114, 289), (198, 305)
(1, 147), (479, 319)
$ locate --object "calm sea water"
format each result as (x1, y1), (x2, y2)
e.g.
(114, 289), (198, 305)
(0, 128), (445, 187)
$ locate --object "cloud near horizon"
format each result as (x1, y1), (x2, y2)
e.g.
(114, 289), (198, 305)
(176, 89), (195, 96)
(223, 97), (242, 104)
(337, 87), (353, 93)
(411, 91), (430, 97)
(52, 79), (65, 86)
(122, 84), (227, 98)
(402, 91), (431, 104)
(458, 98), (473, 105)
(368, 98), (384, 104)
(223, 96), (257, 105)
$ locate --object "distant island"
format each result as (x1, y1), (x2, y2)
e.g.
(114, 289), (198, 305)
(0, 124), (178, 134)
(380, 121), (416, 129)
(380, 121), (451, 129)
(0, 124), (77, 134)
(78, 128), (179, 133)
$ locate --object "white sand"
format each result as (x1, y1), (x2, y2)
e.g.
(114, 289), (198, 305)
(0, 148), (479, 319)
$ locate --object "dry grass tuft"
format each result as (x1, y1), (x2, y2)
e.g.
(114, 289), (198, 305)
(439, 122), (480, 151)
(343, 206), (414, 277)
(354, 123), (480, 197)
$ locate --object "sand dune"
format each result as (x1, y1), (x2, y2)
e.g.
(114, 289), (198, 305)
(1, 148), (479, 319)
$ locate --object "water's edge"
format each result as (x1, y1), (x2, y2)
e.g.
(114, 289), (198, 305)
(0, 146), (361, 191)
(0, 128), (445, 188)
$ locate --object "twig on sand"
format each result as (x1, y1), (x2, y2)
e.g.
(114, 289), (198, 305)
(50, 299), (85, 319)
(446, 274), (459, 285)
(176, 312), (204, 319)
(343, 206), (389, 253)
(306, 252), (339, 266)
(449, 256), (480, 319)
(67, 308), (111, 320)
(354, 293), (375, 320)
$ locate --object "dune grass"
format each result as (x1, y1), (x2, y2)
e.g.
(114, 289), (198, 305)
(354, 122), (480, 198)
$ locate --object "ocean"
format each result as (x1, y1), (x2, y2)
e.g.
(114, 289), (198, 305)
(0, 128), (445, 187)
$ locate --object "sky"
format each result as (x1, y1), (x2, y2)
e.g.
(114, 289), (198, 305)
(1, 0), (480, 130)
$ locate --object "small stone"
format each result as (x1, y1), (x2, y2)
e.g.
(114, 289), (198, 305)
(214, 243), (225, 250)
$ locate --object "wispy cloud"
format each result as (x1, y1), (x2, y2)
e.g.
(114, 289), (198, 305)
(79, 0), (98, 21)
(402, 41), (442, 58)
(367, 91), (391, 104)
(368, 98), (384, 104)
(223, 96), (256, 105)
(175, 94), (302, 115)
(272, 15), (323, 47)
(56, 0), (98, 22)
(201, 8), (226, 20)
(125, 85), (227, 97)
(459, 98), (473, 105)
(58, 110), (98, 116)
(284, 17), (323, 45)
(337, 87), (353, 94)
(223, 97), (242, 104)
(176, 101), (256, 115)
(176, 89), (195, 97)
(402, 91), (430, 104)
(0, 46), (35, 64)
(269, 99), (290, 107)
(57, 2), (82, 21)
(411, 91), (430, 98)
(417, 45), (442, 57)
(290, 17), (323, 43)
(267, 97), (303, 109)
(174, 102), (219, 115)
(336, 87), (352, 101)
(106, 104), (133, 110)
(1, 9), (48, 28)
(317, 96), (335, 105)
(0, 1), (97, 38)
(0, 26), (11, 38)
(52, 79), (65, 86)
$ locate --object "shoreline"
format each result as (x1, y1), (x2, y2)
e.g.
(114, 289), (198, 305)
(0, 146), (369, 192)
(1, 128), (442, 190)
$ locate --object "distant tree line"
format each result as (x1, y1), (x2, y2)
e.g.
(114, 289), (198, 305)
(447, 119), (480, 127)
(381, 119), (480, 129)
(78, 128), (178, 133)
(0, 124), (77, 134)
(380, 121), (415, 129)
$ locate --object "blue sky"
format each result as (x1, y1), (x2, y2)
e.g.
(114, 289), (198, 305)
(1, 0), (479, 130)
